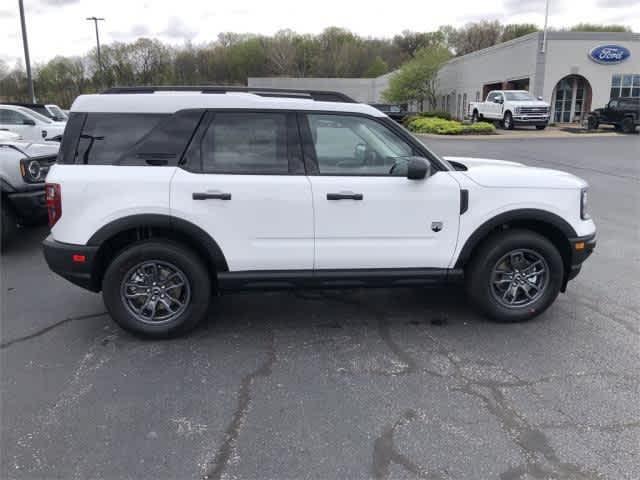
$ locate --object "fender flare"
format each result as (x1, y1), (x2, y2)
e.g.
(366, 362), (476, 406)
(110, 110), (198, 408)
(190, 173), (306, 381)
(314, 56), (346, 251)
(88, 213), (229, 272)
(454, 209), (577, 269)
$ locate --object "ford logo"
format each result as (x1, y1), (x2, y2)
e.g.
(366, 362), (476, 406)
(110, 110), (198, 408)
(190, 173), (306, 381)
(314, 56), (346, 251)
(589, 44), (631, 64)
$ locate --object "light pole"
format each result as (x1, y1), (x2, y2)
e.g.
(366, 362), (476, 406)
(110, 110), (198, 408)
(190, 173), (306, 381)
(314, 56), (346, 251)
(86, 16), (105, 85)
(541, 0), (550, 53)
(18, 0), (35, 102)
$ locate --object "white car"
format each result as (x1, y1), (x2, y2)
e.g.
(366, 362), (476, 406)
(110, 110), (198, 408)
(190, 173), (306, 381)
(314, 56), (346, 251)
(469, 90), (550, 130)
(0, 104), (66, 143)
(42, 86), (596, 338)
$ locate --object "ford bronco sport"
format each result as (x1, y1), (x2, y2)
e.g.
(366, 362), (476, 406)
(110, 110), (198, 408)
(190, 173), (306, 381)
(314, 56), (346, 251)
(43, 86), (596, 338)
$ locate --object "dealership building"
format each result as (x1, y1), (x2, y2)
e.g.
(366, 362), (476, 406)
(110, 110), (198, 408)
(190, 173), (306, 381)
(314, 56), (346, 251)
(249, 31), (639, 123)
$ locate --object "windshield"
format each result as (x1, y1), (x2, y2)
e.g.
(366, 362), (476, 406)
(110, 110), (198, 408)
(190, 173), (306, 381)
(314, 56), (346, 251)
(504, 92), (536, 101)
(16, 106), (52, 124)
(48, 105), (68, 120)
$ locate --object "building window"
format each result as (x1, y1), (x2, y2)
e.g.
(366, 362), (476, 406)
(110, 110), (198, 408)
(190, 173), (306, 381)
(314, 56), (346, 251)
(463, 93), (467, 117)
(610, 74), (640, 99)
(475, 91), (480, 102)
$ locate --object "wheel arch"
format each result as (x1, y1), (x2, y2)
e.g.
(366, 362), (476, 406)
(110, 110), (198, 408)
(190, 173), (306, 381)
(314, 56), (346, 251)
(88, 214), (229, 289)
(454, 209), (576, 286)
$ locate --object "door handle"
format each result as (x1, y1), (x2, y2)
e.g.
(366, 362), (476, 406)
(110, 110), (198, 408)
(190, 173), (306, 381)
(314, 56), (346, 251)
(327, 192), (363, 201)
(192, 192), (232, 200)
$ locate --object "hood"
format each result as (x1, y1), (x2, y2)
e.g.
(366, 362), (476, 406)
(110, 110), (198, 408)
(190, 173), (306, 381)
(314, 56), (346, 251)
(444, 156), (587, 190)
(0, 141), (60, 158)
(510, 100), (549, 108)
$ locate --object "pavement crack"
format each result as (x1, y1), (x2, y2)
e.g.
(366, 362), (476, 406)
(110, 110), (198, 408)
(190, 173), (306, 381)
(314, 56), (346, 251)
(0, 312), (108, 349)
(202, 330), (276, 480)
(372, 410), (444, 480)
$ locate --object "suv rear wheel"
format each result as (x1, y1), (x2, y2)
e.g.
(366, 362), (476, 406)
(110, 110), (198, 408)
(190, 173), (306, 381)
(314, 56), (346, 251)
(466, 230), (564, 322)
(102, 240), (211, 338)
(622, 117), (636, 134)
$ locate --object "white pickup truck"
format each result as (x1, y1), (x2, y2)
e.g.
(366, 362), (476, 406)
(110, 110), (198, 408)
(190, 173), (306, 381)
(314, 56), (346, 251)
(468, 90), (550, 130)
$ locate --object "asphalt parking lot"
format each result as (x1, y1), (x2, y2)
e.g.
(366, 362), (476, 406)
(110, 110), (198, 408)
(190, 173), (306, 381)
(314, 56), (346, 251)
(1, 135), (639, 480)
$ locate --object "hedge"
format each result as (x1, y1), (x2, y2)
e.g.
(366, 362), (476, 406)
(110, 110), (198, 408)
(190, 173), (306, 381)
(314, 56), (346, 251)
(407, 117), (496, 135)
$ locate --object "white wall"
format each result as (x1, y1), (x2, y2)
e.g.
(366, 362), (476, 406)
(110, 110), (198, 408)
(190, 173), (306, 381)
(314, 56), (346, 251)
(543, 33), (640, 110)
(435, 34), (540, 117)
(247, 76), (391, 103)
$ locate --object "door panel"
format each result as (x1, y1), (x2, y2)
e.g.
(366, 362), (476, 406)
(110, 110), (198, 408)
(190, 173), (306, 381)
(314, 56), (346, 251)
(302, 113), (460, 270)
(170, 111), (313, 272)
(309, 173), (461, 269)
(171, 170), (314, 271)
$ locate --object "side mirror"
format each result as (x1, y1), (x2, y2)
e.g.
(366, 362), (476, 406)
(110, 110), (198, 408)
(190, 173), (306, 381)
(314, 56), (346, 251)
(407, 157), (431, 180)
(22, 119), (36, 126)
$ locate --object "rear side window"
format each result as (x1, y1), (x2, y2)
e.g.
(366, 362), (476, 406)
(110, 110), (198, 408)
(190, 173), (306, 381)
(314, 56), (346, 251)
(200, 112), (288, 174)
(75, 113), (165, 165)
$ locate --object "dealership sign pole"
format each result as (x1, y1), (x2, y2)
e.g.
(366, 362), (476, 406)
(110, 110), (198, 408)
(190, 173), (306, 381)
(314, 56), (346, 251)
(541, 0), (550, 53)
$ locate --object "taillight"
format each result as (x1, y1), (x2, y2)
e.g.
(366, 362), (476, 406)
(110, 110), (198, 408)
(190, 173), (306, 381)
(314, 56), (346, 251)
(45, 183), (61, 227)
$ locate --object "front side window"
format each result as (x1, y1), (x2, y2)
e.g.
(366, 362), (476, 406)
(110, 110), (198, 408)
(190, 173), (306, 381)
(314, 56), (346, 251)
(307, 114), (413, 176)
(75, 113), (165, 165)
(0, 109), (30, 125)
(201, 112), (288, 174)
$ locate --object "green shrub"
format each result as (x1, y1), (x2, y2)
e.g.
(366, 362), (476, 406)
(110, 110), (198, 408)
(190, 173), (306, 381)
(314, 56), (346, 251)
(418, 111), (453, 120)
(407, 117), (496, 135)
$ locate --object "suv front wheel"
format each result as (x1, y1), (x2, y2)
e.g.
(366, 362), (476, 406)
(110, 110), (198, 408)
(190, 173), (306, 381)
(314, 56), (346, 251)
(102, 240), (211, 338)
(466, 230), (564, 322)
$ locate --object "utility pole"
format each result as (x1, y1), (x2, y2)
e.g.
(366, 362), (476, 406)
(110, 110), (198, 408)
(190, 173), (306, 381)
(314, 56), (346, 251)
(18, 0), (35, 102)
(86, 16), (105, 85)
(541, 0), (550, 53)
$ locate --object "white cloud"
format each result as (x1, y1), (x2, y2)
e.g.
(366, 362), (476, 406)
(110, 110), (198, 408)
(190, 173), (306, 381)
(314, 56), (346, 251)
(2, 0), (637, 64)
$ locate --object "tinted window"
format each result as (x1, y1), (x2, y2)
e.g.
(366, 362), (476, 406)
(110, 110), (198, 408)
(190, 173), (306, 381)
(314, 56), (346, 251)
(0, 109), (29, 125)
(56, 113), (85, 164)
(117, 110), (203, 166)
(307, 114), (413, 176)
(201, 112), (288, 174)
(75, 113), (165, 165)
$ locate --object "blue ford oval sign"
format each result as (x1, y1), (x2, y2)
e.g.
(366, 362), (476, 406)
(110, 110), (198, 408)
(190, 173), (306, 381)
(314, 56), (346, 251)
(589, 44), (631, 64)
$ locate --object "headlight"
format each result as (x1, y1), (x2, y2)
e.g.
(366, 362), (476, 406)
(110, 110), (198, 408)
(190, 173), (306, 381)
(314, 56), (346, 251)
(580, 188), (590, 220)
(20, 158), (50, 183)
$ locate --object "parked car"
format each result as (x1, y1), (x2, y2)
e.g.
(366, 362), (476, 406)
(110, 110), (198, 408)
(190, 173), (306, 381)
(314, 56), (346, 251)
(0, 104), (66, 143)
(43, 86), (596, 338)
(3, 102), (68, 122)
(587, 97), (639, 133)
(469, 90), (550, 130)
(1, 140), (58, 250)
(370, 104), (408, 123)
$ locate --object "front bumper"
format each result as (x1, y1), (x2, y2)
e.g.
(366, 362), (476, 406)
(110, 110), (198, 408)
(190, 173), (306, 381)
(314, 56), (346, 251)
(7, 186), (47, 221)
(566, 233), (597, 284)
(42, 236), (101, 292)
(513, 115), (549, 125)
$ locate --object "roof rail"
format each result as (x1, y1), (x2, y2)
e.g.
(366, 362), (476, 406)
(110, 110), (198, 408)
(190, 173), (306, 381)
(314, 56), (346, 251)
(101, 86), (357, 103)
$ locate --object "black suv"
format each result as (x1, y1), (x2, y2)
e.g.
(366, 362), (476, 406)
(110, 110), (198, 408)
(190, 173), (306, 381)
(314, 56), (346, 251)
(588, 97), (639, 133)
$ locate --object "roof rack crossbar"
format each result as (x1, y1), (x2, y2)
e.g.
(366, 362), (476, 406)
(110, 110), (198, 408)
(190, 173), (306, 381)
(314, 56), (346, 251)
(101, 86), (357, 103)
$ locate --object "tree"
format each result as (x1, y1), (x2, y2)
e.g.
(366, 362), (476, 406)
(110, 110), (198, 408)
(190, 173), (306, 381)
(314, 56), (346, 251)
(364, 56), (388, 78)
(393, 30), (446, 59)
(502, 24), (539, 42)
(569, 23), (631, 32)
(382, 46), (451, 110)
(449, 20), (503, 56)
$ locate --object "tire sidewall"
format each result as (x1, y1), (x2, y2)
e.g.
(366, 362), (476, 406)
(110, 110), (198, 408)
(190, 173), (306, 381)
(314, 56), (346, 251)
(467, 230), (564, 322)
(503, 112), (514, 130)
(102, 241), (211, 338)
(622, 117), (634, 133)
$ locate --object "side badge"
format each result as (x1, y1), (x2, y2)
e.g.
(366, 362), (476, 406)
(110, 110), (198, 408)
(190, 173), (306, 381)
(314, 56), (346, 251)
(431, 221), (443, 233)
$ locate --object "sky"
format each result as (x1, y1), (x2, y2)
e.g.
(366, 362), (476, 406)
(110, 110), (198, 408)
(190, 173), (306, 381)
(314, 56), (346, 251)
(1, 0), (639, 67)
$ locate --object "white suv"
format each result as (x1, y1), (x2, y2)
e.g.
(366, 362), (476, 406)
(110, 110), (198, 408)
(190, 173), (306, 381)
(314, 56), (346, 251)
(0, 104), (66, 143)
(43, 87), (596, 338)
